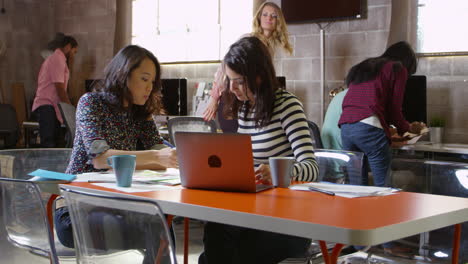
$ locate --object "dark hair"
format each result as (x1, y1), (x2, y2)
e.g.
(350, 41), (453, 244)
(47, 32), (78, 50)
(345, 41), (417, 86)
(94, 45), (164, 120)
(222, 36), (279, 128)
(382, 41), (417, 74)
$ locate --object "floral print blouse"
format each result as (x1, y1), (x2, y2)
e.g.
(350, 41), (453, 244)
(66, 92), (162, 174)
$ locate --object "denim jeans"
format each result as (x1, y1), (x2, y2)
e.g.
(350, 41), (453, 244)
(341, 122), (392, 187)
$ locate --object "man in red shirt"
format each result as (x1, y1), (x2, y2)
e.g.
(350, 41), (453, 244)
(32, 33), (78, 147)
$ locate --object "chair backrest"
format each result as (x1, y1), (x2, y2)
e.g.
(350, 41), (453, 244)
(60, 187), (177, 264)
(167, 116), (217, 147)
(58, 102), (76, 147)
(314, 149), (364, 184)
(0, 178), (59, 264)
(0, 104), (19, 148)
(307, 120), (324, 149)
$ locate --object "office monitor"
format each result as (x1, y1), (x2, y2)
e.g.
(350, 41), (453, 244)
(161, 78), (188, 116)
(402, 75), (427, 124)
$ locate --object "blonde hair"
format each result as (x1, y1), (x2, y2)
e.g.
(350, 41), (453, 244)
(252, 2), (293, 56)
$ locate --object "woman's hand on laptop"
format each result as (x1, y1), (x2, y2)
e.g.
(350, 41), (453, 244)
(255, 164), (271, 185)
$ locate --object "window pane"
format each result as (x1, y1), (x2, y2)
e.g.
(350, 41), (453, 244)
(220, 1), (253, 57)
(132, 0), (158, 54)
(132, 0), (251, 62)
(417, 0), (468, 53)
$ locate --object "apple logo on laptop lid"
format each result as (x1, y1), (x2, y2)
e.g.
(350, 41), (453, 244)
(208, 155), (222, 168)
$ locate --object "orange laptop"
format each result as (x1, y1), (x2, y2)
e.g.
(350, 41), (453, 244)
(174, 132), (273, 193)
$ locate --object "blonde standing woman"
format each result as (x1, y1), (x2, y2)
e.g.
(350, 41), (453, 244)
(203, 2), (293, 122)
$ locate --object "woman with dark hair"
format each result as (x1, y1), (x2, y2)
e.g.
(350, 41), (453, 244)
(55, 45), (177, 253)
(339, 41), (425, 188)
(32, 32), (78, 147)
(199, 37), (319, 264)
(203, 2), (293, 126)
(65, 45), (176, 175)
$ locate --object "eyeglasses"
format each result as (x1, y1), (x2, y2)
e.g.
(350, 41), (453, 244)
(262, 12), (278, 19)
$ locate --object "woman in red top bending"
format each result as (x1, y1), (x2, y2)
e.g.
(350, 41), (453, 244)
(339, 41), (426, 187)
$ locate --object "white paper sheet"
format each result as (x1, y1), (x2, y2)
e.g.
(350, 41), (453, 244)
(74, 169), (181, 185)
(290, 182), (400, 198)
(91, 182), (182, 193)
(195, 82), (206, 97)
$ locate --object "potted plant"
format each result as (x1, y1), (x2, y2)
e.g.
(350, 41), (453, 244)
(429, 116), (445, 144)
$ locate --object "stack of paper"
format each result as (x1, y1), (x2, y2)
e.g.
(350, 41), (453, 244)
(290, 182), (400, 198)
(91, 182), (182, 193)
(74, 168), (181, 186)
(403, 127), (429, 144)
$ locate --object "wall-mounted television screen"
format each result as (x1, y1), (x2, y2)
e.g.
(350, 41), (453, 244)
(281, 0), (364, 23)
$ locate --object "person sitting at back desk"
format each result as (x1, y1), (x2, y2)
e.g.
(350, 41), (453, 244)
(55, 45), (177, 264)
(199, 36), (319, 264)
(321, 87), (348, 150)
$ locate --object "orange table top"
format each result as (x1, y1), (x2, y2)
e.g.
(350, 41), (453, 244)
(62, 182), (468, 245)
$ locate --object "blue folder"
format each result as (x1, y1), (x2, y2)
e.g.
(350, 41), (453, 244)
(28, 169), (76, 181)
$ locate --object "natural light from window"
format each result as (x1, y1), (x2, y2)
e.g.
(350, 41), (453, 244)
(132, 0), (252, 63)
(417, 0), (468, 54)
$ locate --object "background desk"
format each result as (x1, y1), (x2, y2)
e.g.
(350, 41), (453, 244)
(394, 142), (468, 162)
(392, 143), (468, 260)
(62, 183), (468, 264)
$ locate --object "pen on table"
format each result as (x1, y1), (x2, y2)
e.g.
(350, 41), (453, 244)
(88, 180), (115, 183)
(308, 186), (335, 196)
(163, 139), (175, 149)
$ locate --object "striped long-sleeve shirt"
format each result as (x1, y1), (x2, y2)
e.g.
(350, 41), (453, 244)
(237, 90), (319, 182)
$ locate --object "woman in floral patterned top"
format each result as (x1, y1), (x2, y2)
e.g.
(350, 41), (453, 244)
(66, 45), (177, 174)
(57, 46), (177, 256)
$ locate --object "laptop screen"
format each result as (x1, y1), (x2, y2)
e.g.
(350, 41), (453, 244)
(175, 132), (270, 192)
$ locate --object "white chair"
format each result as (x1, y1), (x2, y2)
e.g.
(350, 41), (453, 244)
(314, 148), (364, 184)
(0, 178), (60, 264)
(167, 116), (217, 147)
(58, 102), (76, 148)
(60, 187), (177, 264)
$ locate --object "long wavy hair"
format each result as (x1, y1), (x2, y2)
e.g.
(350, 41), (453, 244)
(252, 2), (293, 56)
(346, 41), (417, 86)
(93, 45), (164, 120)
(222, 37), (279, 128)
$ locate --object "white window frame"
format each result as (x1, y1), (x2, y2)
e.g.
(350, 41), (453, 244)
(131, 0), (253, 63)
(415, 0), (468, 57)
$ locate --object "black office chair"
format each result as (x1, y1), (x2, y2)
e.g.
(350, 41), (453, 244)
(58, 102), (76, 148)
(167, 116), (218, 147)
(307, 120), (324, 149)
